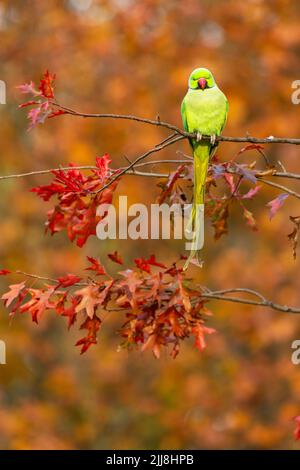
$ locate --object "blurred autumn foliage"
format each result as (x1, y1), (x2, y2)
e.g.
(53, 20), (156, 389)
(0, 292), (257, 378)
(0, 0), (300, 450)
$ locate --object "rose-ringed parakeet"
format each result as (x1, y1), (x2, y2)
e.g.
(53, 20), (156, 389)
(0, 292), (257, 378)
(181, 67), (228, 269)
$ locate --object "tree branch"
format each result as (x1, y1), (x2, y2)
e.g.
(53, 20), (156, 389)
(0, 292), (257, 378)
(52, 102), (300, 145)
(2, 163), (300, 183)
(257, 178), (300, 200)
(12, 270), (300, 315)
(94, 134), (185, 194)
(201, 287), (300, 314)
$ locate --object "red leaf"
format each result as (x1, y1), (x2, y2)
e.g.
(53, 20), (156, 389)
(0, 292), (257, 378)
(147, 254), (166, 269)
(237, 144), (264, 155)
(38, 70), (56, 99)
(30, 182), (66, 201)
(48, 109), (67, 119)
(85, 256), (106, 276)
(294, 416), (300, 441)
(18, 100), (37, 108)
(267, 193), (289, 219)
(157, 164), (185, 204)
(192, 323), (216, 352)
(241, 185), (261, 199)
(76, 314), (101, 354)
(134, 258), (151, 273)
(19, 286), (56, 323)
(108, 251), (123, 265)
(56, 295), (79, 329)
(57, 274), (82, 288)
(95, 154), (111, 181)
(224, 173), (236, 194)
(0, 269), (11, 275)
(134, 254), (166, 273)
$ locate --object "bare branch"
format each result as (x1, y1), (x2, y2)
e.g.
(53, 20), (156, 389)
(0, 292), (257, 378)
(16, 270), (57, 283)
(0, 166), (97, 181)
(93, 134), (185, 194)
(15, 270), (88, 287)
(200, 288), (300, 314)
(51, 102), (300, 145)
(258, 178), (300, 200)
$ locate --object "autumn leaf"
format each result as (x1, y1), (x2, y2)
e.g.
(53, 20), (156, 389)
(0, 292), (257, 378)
(75, 285), (102, 319)
(0, 269), (11, 275)
(210, 200), (230, 240)
(157, 164), (186, 204)
(166, 307), (185, 338)
(27, 102), (51, 129)
(108, 251), (123, 265)
(192, 323), (216, 352)
(95, 154), (112, 181)
(294, 416), (300, 441)
(57, 274), (82, 288)
(2, 282), (27, 307)
(288, 215), (300, 260)
(38, 70), (56, 99)
(241, 185), (261, 199)
(18, 72), (67, 129)
(237, 143), (264, 156)
(267, 193), (289, 219)
(177, 274), (192, 312)
(233, 162), (257, 184)
(48, 109), (66, 119)
(243, 207), (258, 231)
(18, 100), (37, 109)
(19, 286), (56, 323)
(85, 256), (106, 276)
(31, 163), (119, 247)
(134, 254), (166, 273)
(75, 314), (102, 354)
(141, 334), (161, 359)
(16, 81), (40, 95)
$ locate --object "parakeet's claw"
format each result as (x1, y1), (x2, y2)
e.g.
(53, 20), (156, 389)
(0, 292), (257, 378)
(196, 132), (202, 142)
(210, 134), (217, 146)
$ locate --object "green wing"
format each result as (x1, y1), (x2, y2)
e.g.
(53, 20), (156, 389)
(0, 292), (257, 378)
(220, 97), (229, 133)
(181, 97), (195, 149)
(181, 99), (189, 132)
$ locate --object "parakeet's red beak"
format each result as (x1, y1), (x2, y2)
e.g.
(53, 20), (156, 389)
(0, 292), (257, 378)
(198, 78), (207, 89)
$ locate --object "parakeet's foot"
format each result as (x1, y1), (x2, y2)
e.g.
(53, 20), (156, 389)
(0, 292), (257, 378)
(196, 132), (202, 142)
(210, 134), (217, 146)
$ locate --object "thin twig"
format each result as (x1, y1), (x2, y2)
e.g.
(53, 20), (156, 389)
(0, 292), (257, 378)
(2, 165), (300, 183)
(201, 288), (300, 313)
(258, 178), (300, 200)
(93, 134), (185, 194)
(15, 270), (88, 286)
(0, 166), (97, 181)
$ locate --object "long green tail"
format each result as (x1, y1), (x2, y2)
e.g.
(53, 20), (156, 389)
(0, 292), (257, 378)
(184, 141), (210, 270)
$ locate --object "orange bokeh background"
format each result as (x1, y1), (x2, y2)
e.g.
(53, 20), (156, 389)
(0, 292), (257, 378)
(0, 0), (299, 449)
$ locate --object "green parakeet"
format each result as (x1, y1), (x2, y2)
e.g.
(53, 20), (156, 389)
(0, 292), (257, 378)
(181, 67), (228, 269)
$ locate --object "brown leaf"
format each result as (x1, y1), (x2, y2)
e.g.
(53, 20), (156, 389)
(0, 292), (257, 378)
(288, 216), (300, 260)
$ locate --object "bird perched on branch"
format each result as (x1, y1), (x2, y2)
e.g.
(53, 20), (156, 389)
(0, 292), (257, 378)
(181, 67), (228, 269)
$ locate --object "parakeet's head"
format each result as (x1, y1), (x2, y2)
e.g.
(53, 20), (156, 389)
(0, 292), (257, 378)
(188, 67), (216, 90)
